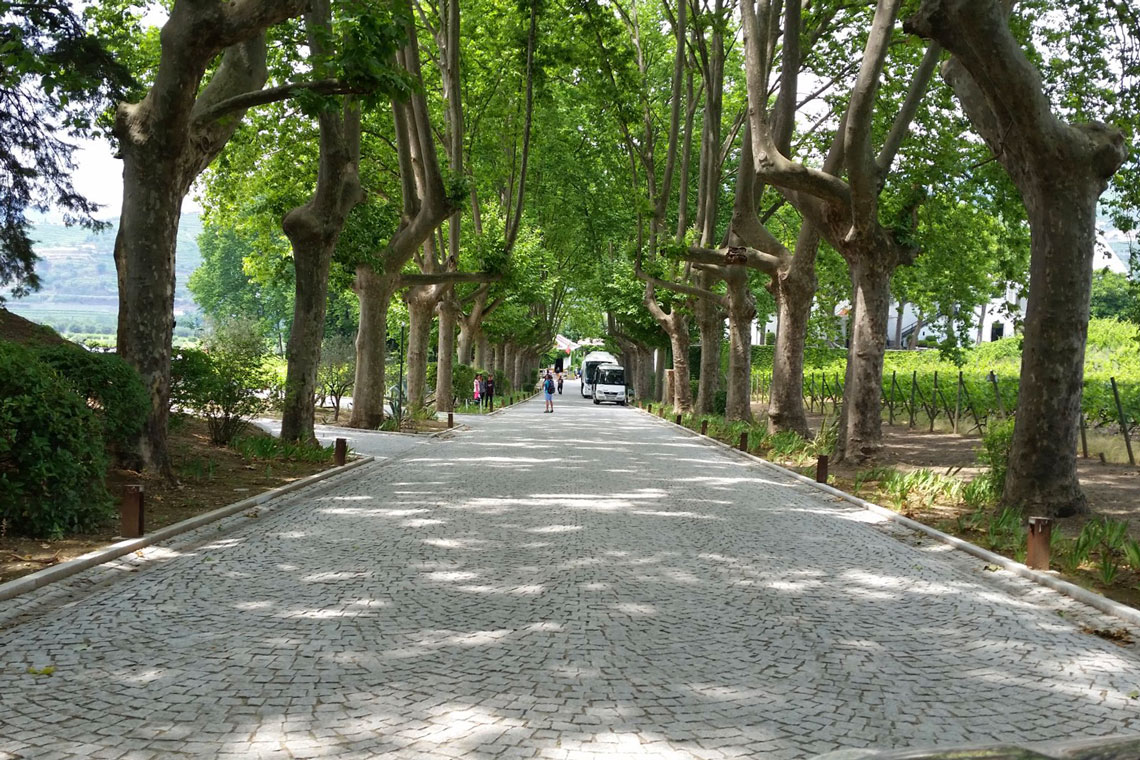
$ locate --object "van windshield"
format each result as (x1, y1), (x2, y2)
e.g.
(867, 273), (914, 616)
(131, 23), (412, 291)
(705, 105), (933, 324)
(596, 367), (624, 385)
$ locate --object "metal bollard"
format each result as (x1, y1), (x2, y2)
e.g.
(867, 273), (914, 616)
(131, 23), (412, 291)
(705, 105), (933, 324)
(121, 485), (144, 538)
(816, 455), (829, 484)
(334, 438), (347, 466)
(447, 412), (454, 428)
(700, 420), (708, 436)
(738, 431), (748, 452)
(675, 414), (682, 425)
(1026, 517), (1053, 570)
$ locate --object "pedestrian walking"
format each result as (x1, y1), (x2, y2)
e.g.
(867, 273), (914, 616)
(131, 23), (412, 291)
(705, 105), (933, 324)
(478, 374), (489, 410)
(472, 374), (481, 408)
(485, 374), (495, 411)
(543, 371), (556, 413)
(556, 372), (563, 395)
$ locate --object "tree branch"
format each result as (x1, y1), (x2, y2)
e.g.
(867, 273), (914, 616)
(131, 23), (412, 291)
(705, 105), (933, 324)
(876, 41), (942, 176)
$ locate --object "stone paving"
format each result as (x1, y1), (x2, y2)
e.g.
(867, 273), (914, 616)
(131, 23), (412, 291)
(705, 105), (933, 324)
(2, 382), (1140, 759)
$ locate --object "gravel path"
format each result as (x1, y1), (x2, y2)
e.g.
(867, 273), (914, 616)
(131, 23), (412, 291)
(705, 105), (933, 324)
(2, 381), (1139, 759)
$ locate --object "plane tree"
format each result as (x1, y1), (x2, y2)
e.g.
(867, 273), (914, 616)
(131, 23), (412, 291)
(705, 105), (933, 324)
(906, 0), (1133, 515)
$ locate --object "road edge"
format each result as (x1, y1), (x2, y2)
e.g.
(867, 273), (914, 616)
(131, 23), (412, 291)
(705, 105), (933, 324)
(638, 407), (1140, 629)
(0, 456), (375, 602)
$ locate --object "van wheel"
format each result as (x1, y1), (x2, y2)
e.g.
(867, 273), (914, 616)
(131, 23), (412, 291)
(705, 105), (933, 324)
(593, 399), (601, 405)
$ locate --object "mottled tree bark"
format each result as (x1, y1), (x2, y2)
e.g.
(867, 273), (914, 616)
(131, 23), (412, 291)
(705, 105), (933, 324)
(404, 285), (436, 411)
(907, 0), (1127, 515)
(114, 6), (306, 470)
(835, 255), (893, 461)
(350, 266), (399, 429)
(723, 268), (756, 422)
(435, 290), (459, 412)
(279, 6), (364, 442)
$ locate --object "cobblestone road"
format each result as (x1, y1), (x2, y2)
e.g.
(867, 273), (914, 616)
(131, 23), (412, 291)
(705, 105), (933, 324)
(2, 383), (1140, 759)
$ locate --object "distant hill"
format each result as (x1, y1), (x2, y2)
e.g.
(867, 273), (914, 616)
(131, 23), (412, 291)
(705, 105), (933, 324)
(5, 214), (203, 337)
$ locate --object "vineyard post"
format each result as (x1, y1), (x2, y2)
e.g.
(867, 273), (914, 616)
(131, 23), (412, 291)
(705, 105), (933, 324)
(1110, 377), (1135, 466)
(888, 370), (897, 425)
(809, 373), (816, 413)
(1079, 412), (1089, 459)
(821, 374), (830, 413)
(908, 371), (917, 428)
(954, 372), (962, 435)
(834, 373), (842, 413)
(989, 371), (1006, 419)
(930, 371), (939, 432)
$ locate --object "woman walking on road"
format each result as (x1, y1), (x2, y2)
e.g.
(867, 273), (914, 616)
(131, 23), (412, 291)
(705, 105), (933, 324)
(543, 372), (556, 413)
(556, 373), (563, 395)
(473, 374), (481, 407)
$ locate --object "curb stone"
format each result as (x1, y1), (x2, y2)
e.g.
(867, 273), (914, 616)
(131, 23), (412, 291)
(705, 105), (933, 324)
(0, 455), (374, 602)
(637, 405), (1140, 629)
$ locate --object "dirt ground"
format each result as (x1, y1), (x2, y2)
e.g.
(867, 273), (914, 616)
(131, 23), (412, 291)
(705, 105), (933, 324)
(799, 412), (1140, 534)
(0, 418), (334, 585)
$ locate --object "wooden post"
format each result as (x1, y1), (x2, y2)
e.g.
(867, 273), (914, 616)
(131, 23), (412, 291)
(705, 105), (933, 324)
(816, 455), (828, 484)
(1110, 377), (1135, 466)
(809, 373), (816, 413)
(447, 413), (454, 429)
(954, 372), (963, 435)
(738, 431), (748, 452)
(908, 371), (917, 428)
(834, 372), (842, 413)
(1026, 517), (1053, 571)
(675, 414), (682, 425)
(700, 419), (709, 436)
(989, 371), (1006, 419)
(334, 438), (347, 466)
(888, 371), (897, 426)
(1079, 412), (1089, 459)
(121, 485), (144, 538)
(930, 371), (939, 432)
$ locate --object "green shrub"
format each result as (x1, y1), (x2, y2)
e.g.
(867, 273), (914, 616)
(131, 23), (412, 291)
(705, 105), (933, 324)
(231, 435), (337, 463)
(33, 344), (148, 458)
(171, 320), (274, 445)
(0, 342), (113, 537)
(979, 417), (1016, 493)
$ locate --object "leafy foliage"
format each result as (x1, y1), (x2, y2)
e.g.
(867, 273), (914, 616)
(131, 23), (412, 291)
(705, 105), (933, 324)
(32, 344), (148, 459)
(171, 320), (275, 445)
(0, 0), (132, 299)
(0, 341), (112, 537)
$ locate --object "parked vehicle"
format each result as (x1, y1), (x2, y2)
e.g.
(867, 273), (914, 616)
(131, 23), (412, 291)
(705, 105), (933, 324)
(580, 350), (618, 398)
(591, 363), (628, 405)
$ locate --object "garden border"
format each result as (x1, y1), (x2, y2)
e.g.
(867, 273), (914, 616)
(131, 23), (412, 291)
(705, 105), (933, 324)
(0, 455), (374, 602)
(639, 407), (1140, 629)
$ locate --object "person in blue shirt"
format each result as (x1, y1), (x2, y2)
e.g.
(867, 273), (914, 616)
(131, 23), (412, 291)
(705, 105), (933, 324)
(543, 372), (556, 413)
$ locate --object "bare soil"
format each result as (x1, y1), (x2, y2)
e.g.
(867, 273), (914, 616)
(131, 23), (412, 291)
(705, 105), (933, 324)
(0, 418), (334, 585)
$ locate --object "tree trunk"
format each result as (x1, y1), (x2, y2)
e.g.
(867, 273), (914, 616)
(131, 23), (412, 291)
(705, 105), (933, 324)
(457, 323), (474, 365)
(475, 332), (490, 371)
(694, 274), (722, 415)
(405, 285), (435, 411)
(724, 269), (755, 422)
(279, 234), (334, 443)
(668, 327), (693, 413)
(906, 0), (1126, 514)
(435, 290), (458, 412)
(279, 94), (363, 443)
(512, 350), (526, 391)
(976, 301), (987, 344)
(908, 313), (924, 350)
(349, 265), (398, 428)
(1003, 190), (1100, 515)
(112, 22), (303, 471)
(113, 153), (183, 472)
(503, 343), (517, 391)
(768, 271), (814, 437)
(654, 348), (666, 401)
(894, 300), (905, 348)
(836, 256), (892, 462)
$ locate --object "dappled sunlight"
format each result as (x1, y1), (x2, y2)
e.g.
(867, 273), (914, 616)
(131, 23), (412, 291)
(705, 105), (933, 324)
(525, 524), (582, 533)
(8, 388), (1140, 760)
(630, 510), (722, 520)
